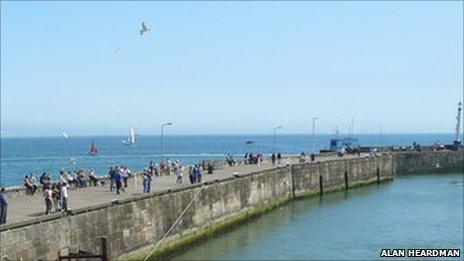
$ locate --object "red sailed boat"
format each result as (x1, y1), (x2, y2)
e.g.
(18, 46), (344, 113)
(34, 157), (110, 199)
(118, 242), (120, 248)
(89, 140), (99, 156)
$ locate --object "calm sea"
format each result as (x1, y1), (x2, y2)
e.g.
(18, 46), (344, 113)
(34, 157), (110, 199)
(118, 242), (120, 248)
(0, 133), (457, 186)
(173, 173), (464, 260)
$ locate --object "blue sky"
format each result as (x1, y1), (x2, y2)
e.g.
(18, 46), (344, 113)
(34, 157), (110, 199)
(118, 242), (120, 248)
(1, 1), (462, 137)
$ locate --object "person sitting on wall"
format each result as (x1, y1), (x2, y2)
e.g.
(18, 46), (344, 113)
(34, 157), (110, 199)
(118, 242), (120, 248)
(208, 162), (214, 174)
(24, 175), (36, 195)
(299, 151), (306, 163)
(88, 169), (98, 186)
(310, 153), (316, 162)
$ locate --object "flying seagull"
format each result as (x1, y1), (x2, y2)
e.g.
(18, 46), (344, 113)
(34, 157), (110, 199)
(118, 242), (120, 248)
(140, 22), (150, 36)
(115, 46), (123, 55)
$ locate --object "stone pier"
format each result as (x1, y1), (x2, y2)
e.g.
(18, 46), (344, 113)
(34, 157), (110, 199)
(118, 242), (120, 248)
(0, 150), (462, 260)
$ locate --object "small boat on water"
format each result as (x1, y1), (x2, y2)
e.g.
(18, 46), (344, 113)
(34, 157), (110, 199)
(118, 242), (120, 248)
(245, 140), (254, 144)
(123, 127), (136, 146)
(89, 140), (99, 156)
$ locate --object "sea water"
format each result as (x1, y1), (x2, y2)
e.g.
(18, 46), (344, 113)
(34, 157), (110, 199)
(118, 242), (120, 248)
(0, 133), (457, 186)
(172, 173), (464, 260)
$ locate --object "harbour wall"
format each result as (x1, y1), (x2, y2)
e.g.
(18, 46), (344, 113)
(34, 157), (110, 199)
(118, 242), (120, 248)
(0, 151), (462, 260)
(394, 150), (463, 174)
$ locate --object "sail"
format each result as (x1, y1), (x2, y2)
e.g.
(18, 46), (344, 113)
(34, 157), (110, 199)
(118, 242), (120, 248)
(123, 127), (136, 145)
(89, 140), (98, 155)
(130, 127), (135, 144)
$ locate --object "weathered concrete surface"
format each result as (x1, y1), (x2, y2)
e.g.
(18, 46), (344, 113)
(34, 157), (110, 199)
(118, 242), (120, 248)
(394, 150), (464, 174)
(0, 150), (462, 261)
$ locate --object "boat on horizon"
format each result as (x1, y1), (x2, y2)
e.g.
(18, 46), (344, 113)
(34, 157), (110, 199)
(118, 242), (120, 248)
(122, 127), (136, 146)
(88, 140), (99, 156)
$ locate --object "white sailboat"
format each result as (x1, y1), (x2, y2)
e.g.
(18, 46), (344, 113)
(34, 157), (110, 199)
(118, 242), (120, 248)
(123, 127), (136, 146)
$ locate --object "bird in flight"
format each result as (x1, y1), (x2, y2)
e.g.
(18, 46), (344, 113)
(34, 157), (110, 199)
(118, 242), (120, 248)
(115, 46), (123, 55)
(140, 22), (150, 36)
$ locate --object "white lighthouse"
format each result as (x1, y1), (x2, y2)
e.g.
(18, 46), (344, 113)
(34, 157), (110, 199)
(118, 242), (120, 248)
(454, 101), (462, 147)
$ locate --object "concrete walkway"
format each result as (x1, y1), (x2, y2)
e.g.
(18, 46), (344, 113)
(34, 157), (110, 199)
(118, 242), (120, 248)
(4, 154), (362, 224)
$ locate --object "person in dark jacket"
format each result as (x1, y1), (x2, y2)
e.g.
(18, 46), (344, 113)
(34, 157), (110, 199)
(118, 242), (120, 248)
(0, 188), (8, 224)
(113, 168), (123, 194)
(196, 165), (202, 183)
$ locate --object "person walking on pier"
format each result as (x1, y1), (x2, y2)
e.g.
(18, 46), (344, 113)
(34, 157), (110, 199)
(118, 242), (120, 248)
(277, 153), (282, 164)
(154, 163), (160, 177)
(271, 153), (276, 165)
(122, 167), (129, 188)
(189, 166), (195, 184)
(113, 168), (123, 194)
(196, 165), (202, 183)
(61, 182), (69, 213)
(143, 171), (152, 194)
(109, 167), (115, 192)
(43, 185), (53, 215)
(0, 188), (8, 224)
(52, 183), (61, 212)
(176, 166), (183, 184)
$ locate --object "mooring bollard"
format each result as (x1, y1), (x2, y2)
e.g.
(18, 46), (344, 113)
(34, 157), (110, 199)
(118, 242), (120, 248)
(101, 237), (108, 261)
(344, 170), (348, 190)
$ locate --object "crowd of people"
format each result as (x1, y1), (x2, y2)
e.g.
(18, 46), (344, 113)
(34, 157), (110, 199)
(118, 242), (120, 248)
(140, 160), (207, 193)
(244, 152), (265, 165)
(1, 150), (322, 225)
(270, 153), (283, 165)
(108, 166), (132, 194)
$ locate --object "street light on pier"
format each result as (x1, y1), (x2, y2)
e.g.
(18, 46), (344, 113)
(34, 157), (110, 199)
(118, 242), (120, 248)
(311, 117), (318, 153)
(273, 126), (282, 154)
(160, 122), (173, 163)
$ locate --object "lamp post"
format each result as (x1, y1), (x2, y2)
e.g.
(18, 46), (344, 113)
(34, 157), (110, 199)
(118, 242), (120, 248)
(311, 117), (318, 153)
(273, 126), (282, 154)
(160, 122), (173, 163)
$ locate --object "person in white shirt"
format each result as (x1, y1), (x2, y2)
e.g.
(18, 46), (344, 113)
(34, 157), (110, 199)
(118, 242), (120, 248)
(61, 182), (69, 213)
(176, 166), (183, 184)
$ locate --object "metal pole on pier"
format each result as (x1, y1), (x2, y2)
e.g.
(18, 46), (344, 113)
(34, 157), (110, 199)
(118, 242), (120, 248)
(273, 126), (282, 154)
(311, 117), (318, 153)
(160, 122), (173, 163)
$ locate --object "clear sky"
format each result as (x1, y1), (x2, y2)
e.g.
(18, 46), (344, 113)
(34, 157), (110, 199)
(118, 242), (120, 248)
(1, 1), (463, 137)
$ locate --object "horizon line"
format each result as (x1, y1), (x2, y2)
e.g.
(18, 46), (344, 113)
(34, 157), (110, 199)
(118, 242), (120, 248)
(0, 132), (458, 139)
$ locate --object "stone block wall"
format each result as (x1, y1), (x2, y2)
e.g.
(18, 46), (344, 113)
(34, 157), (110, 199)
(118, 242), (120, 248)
(0, 167), (293, 260)
(394, 150), (463, 174)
